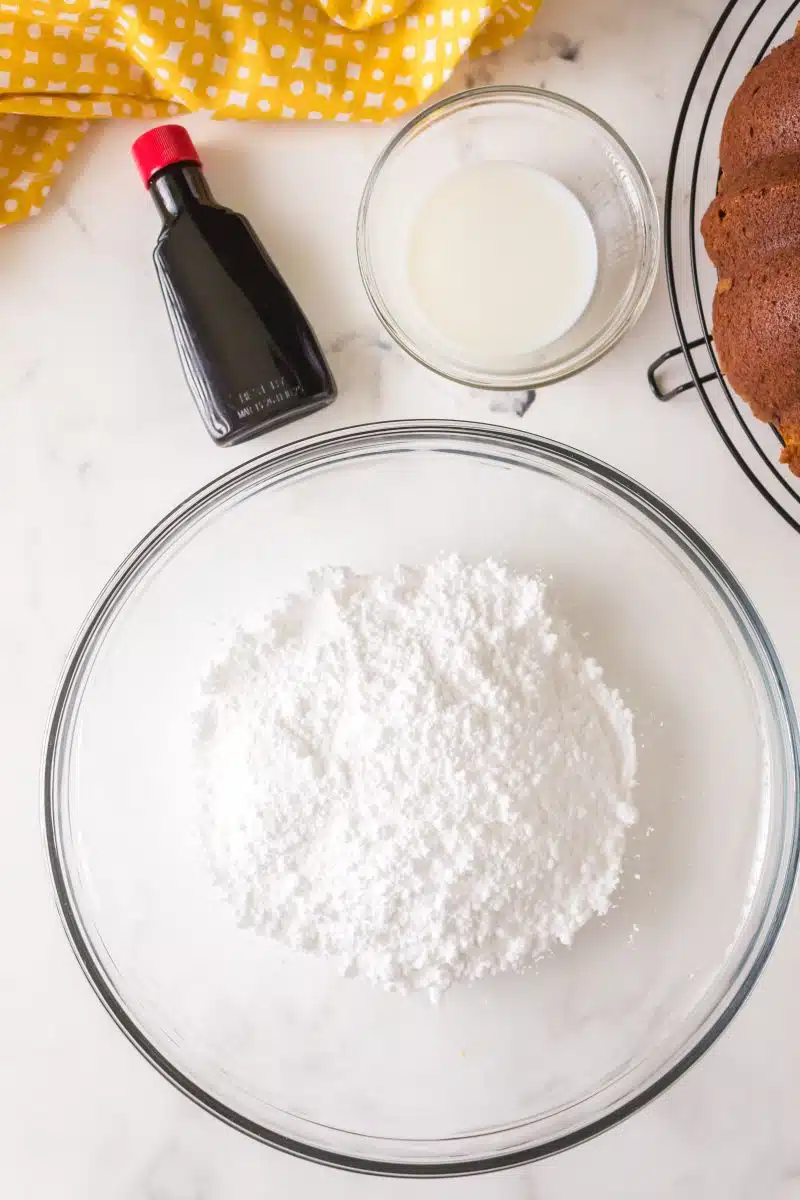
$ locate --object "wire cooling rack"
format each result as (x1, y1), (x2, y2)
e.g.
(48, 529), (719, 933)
(648, 0), (800, 532)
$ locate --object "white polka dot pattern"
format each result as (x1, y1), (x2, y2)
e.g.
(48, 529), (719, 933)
(0, 0), (542, 223)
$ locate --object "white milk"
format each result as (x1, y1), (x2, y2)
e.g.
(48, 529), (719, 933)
(407, 161), (598, 360)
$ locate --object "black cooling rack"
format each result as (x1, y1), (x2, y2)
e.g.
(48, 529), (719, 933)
(648, 0), (800, 532)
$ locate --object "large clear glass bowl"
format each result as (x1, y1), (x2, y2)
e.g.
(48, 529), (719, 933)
(357, 88), (660, 389)
(44, 422), (799, 1177)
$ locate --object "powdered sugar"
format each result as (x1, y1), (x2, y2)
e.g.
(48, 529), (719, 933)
(194, 556), (637, 1000)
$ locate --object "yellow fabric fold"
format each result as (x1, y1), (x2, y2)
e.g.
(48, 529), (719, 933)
(0, 0), (541, 224)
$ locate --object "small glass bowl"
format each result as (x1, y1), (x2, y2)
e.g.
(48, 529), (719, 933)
(357, 87), (660, 389)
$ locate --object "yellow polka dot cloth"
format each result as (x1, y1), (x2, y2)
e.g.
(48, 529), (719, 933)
(0, 0), (541, 224)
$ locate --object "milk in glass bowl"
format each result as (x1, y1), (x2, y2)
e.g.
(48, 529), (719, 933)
(357, 87), (659, 389)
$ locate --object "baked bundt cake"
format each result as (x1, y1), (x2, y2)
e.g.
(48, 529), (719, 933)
(701, 25), (800, 474)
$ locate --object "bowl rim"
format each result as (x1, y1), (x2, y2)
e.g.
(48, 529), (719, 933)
(42, 421), (799, 1177)
(356, 86), (661, 390)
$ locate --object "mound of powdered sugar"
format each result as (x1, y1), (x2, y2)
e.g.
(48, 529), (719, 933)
(194, 556), (637, 1000)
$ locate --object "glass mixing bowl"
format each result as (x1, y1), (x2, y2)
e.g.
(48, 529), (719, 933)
(357, 88), (660, 389)
(44, 423), (798, 1177)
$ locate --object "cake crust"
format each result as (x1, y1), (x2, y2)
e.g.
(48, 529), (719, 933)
(702, 24), (800, 476)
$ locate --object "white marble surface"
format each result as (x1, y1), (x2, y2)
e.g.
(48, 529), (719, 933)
(3, 0), (800, 1194)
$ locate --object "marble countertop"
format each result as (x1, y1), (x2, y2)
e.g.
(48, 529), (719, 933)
(4, 0), (800, 1195)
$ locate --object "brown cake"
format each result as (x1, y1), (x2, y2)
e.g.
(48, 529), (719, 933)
(702, 25), (800, 474)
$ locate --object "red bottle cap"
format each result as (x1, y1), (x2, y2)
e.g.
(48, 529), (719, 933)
(131, 124), (201, 187)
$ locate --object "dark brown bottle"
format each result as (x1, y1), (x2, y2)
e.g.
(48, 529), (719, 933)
(132, 125), (336, 446)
